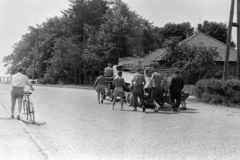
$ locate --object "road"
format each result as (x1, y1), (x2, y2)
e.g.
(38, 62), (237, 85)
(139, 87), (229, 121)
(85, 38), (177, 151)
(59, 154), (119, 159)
(0, 83), (240, 160)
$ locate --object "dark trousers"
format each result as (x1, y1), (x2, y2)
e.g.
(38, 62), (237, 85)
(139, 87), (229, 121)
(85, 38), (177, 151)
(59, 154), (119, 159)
(170, 93), (181, 109)
(133, 85), (144, 108)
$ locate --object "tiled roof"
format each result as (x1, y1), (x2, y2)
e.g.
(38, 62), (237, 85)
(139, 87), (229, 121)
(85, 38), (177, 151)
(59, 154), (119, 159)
(142, 48), (166, 65)
(180, 31), (237, 61)
(118, 32), (237, 67)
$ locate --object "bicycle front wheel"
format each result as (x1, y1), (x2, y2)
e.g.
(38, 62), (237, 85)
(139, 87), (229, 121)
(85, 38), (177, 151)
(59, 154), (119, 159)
(22, 99), (27, 116)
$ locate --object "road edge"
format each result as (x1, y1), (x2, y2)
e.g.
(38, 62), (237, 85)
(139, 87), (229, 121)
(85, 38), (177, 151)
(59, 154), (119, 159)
(0, 99), (55, 160)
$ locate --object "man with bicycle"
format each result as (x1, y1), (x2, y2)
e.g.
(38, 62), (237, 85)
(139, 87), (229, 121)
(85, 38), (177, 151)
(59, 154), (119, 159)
(11, 67), (34, 120)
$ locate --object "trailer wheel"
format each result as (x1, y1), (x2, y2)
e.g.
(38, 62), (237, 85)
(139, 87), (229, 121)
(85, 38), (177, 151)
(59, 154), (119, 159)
(126, 93), (133, 106)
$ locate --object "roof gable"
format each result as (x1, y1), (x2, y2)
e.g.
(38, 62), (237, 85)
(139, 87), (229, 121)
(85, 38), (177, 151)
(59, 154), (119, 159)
(181, 32), (237, 61)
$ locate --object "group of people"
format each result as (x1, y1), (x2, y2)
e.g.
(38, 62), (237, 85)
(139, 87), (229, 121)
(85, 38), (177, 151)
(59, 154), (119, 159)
(9, 64), (185, 120)
(94, 63), (185, 112)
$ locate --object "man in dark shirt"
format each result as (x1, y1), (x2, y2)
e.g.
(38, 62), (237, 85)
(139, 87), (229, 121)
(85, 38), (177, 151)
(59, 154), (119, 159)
(169, 70), (184, 112)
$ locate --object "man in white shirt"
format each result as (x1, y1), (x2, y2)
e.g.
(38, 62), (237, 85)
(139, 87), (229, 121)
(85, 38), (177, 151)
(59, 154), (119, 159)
(11, 67), (34, 120)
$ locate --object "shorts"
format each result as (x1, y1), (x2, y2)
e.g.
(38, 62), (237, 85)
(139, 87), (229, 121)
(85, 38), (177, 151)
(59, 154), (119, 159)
(106, 76), (114, 83)
(96, 85), (105, 93)
(151, 86), (163, 100)
(114, 87), (124, 97)
(11, 87), (24, 99)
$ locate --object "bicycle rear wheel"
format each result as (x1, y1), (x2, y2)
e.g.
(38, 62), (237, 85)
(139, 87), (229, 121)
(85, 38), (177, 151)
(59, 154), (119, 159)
(29, 102), (35, 124)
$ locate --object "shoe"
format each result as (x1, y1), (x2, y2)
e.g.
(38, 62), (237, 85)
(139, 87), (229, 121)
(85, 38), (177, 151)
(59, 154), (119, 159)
(11, 115), (14, 119)
(17, 115), (20, 120)
(180, 107), (187, 110)
(142, 106), (145, 112)
(101, 100), (103, 103)
(133, 108), (137, 111)
(111, 107), (114, 110)
(175, 108), (178, 112)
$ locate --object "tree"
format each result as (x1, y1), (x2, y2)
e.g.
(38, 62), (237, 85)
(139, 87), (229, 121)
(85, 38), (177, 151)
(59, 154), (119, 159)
(159, 22), (194, 47)
(197, 20), (236, 48)
(163, 38), (221, 80)
(3, 0), (163, 84)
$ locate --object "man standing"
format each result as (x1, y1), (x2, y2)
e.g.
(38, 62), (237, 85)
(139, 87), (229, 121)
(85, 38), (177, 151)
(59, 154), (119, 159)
(112, 71), (125, 110)
(94, 71), (106, 104)
(169, 70), (184, 112)
(11, 67), (34, 120)
(104, 63), (114, 96)
(131, 68), (146, 112)
(151, 71), (166, 112)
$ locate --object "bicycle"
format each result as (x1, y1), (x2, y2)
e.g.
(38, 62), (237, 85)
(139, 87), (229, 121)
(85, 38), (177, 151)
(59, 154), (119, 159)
(22, 89), (35, 124)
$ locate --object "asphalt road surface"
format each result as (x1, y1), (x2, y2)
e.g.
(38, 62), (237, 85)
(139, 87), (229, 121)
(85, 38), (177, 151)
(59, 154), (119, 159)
(0, 83), (240, 160)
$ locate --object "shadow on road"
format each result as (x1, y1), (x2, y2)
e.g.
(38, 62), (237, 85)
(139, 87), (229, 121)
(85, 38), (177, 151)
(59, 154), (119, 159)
(21, 120), (46, 126)
(145, 107), (199, 114)
(0, 117), (15, 120)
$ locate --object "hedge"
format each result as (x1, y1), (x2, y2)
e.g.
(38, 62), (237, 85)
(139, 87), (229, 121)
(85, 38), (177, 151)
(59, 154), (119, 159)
(195, 79), (240, 107)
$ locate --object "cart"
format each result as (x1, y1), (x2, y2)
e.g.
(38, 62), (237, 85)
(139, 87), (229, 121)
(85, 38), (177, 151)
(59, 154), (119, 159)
(113, 65), (189, 112)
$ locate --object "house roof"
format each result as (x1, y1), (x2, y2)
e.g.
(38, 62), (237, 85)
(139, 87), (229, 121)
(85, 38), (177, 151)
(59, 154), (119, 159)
(180, 31), (237, 62)
(142, 48), (166, 66)
(118, 57), (140, 65)
(118, 32), (236, 67)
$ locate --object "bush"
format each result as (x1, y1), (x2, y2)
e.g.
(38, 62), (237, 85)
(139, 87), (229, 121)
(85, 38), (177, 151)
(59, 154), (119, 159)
(38, 78), (47, 84)
(195, 79), (240, 107)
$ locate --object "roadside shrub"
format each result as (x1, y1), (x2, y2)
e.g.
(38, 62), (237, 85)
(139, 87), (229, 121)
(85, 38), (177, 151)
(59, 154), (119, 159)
(38, 78), (47, 84)
(195, 79), (240, 107)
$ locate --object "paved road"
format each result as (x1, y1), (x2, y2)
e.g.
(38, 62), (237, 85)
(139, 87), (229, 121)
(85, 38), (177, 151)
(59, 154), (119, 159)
(0, 83), (240, 160)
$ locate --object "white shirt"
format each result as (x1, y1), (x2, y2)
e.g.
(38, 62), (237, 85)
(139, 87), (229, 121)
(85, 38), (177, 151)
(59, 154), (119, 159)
(12, 73), (31, 87)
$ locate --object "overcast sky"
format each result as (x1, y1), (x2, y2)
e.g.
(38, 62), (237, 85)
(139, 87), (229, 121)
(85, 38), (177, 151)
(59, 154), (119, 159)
(0, 0), (237, 76)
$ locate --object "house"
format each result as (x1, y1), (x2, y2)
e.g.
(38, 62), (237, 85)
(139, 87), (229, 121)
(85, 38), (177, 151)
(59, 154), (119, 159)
(179, 31), (237, 78)
(145, 32), (237, 78)
(118, 31), (237, 78)
(179, 31), (237, 62)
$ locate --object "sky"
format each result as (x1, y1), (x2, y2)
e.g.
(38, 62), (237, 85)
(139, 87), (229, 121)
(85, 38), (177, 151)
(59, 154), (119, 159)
(0, 0), (237, 77)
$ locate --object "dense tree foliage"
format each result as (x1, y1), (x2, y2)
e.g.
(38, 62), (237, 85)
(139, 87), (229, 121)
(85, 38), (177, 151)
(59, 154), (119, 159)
(197, 20), (236, 48)
(3, 1), (230, 85)
(4, 0), (160, 84)
(163, 37), (221, 81)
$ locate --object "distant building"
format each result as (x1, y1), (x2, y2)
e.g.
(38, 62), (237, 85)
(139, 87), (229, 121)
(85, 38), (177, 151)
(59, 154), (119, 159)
(180, 31), (237, 62)
(118, 32), (237, 79)
(179, 32), (237, 78)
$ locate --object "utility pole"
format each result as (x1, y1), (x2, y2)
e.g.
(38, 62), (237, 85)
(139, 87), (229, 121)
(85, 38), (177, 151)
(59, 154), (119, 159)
(223, 0), (235, 80)
(237, 0), (240, 79)
(33, 29), (38, 82)
(224, 0), (240, 80)
(83, 0), (87, 84)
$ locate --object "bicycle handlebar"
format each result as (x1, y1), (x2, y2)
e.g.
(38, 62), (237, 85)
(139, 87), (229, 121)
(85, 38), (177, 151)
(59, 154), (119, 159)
(24, 88), (34, 95)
